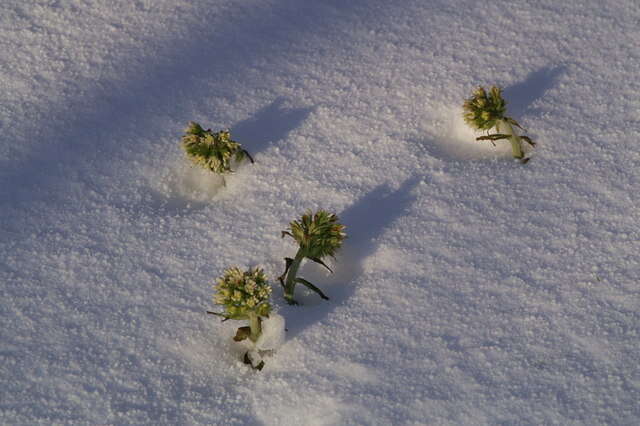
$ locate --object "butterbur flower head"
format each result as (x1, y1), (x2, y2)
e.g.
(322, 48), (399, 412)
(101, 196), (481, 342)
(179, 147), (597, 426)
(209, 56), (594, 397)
(213, 267), (272, 319)
(463, 86), (507, 131)
(181, 122), (249, 174)
(287, 210), (346, 259)
(185, 121), (205, 136)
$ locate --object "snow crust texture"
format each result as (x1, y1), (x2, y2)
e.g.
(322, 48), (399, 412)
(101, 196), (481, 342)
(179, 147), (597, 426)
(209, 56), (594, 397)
(1, 0), (639, 424)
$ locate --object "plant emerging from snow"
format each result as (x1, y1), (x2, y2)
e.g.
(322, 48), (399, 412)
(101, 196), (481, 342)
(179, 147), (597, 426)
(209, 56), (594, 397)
(463, 86), (535, 163)
(279, 210), (346, 305)
(208, 266), (272, 370)
(181, 121), (254, 176)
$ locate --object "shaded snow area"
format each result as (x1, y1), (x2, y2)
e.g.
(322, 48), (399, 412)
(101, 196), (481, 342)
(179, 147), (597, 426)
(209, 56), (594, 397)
(2, 0), (639, 424)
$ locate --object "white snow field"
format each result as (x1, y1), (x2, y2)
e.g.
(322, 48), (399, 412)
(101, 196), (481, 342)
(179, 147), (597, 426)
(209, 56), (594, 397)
(1, 0), (639, 424)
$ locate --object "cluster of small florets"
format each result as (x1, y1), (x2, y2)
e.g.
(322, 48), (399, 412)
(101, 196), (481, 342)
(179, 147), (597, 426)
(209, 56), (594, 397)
(286, 210), (346, 258)
(463, 86), (507, 131)
(181, 121), (250, 174)
(213, 267), (272, 319)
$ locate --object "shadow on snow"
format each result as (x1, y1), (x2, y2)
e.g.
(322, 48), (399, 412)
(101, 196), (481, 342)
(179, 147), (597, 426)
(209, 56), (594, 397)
(503, 65), (566, 117)
(415, 65), (565, 163)
(233, 97), (315, 156)
(143, 96), (314, 215)
(281, 176), (419, 339)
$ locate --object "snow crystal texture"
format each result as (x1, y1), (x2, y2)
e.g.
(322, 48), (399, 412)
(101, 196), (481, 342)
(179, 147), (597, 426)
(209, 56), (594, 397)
(1, 0), (639, 424)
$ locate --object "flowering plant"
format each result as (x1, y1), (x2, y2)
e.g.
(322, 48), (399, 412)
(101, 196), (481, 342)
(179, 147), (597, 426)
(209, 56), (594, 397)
(279, 210), (346, 304)
(181, 121), (254, 177)
(463, 86), (535, 163)
(208, 267), (272, 370)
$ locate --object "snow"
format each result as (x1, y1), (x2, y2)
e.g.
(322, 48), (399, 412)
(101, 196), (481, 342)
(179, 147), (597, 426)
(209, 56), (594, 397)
(1, 0), (639, 424)
(255, 314), (286, 352)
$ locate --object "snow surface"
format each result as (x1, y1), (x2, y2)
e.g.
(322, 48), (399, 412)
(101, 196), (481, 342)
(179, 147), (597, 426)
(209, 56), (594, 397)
(255, 314), (286, 352)
(1, 0), (639, 424)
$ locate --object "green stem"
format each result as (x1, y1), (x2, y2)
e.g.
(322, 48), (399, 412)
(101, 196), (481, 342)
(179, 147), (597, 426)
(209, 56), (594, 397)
(497, 119), (524, 159)
(284, 249), (305, 304)
(248, 312), (261, 343)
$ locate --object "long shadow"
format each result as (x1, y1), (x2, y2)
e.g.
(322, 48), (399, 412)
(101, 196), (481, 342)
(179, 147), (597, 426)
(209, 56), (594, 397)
(135, 97), (314, 216)
(233, 97), (314, 156)
(503, 66), (566, 117)
(282, 177), (419, 339)
(411, 66), (565, 165)
(0, 0), (378, 208)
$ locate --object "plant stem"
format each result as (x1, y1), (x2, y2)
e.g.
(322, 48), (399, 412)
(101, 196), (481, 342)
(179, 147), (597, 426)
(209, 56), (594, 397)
(248, 312), (262, 343)
(284, 249), (305, 304)
(497, 119), (524, 159)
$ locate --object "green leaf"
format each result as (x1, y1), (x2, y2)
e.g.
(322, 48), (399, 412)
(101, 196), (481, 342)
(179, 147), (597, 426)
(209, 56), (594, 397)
(242, 149), (255, 164)
(520, 135), (536, 146)
(234, 326), (251, 342)
(181, 125), (252, 174)
(309, 257), (333, 273)
(278, 257), (294, 287)
(234, 150), (244, 161)
(206, 311), (230, 321)
(476, 134), (511, 141)
(219, 311), (249, 321)
(295, 278), (329, 300)
(506, 117), (526, 131)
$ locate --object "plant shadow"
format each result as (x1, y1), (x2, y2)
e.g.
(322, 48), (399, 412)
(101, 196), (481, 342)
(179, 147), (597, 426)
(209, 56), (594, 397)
(0, 2), (321, 210)
(146, 97), (313, 214)
(414, 66), (565, 163)
(232, 97), (315, 156)
(503, 65), (566, 117)
(281, 177), (419, 339)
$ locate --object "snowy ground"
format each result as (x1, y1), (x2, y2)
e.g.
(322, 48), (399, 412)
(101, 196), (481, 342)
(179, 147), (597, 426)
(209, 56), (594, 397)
(1, 0), (639, 424)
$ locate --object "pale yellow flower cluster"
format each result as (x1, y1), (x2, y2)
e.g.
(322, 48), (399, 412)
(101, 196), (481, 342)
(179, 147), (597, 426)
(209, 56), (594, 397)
(213, 267), (272, 319)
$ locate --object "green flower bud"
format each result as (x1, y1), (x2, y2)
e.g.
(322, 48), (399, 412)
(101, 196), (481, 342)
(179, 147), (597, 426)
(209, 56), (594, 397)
(185, 121), (205, 136)
(280, 210), (347, 304)
(462, 85), (536, 162)
(462, 85), (507, 131)
(286, 210), (346, 259)
(473, 87), (486, 98)
(180, 122), (253, 174)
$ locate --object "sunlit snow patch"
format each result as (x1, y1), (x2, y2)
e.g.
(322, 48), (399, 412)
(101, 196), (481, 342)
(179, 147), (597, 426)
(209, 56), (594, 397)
(244, 314), (286, 369)
(289, 255), (357, 307)
(255, 313), (286, 352)
(160, 159), (226, 202)
(428, 107), (513, 161)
